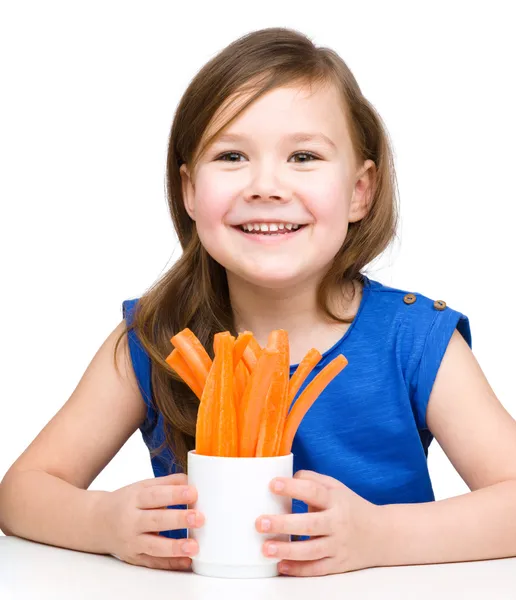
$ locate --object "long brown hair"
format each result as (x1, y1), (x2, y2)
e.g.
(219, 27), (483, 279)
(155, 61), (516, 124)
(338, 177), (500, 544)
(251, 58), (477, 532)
(114, 27), (399, 473)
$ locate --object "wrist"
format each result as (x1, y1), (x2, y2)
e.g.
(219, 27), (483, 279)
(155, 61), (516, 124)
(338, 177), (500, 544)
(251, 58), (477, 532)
(366, 503), (392, 568)
(88, 490), (114, 555)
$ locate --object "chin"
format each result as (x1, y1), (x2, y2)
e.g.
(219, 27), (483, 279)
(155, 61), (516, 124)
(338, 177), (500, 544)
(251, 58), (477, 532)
(233, 264), (314, 290)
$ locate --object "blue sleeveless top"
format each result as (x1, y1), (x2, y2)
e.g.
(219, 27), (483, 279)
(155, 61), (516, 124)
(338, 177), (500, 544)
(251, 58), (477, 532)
(122, 275), (471, 539)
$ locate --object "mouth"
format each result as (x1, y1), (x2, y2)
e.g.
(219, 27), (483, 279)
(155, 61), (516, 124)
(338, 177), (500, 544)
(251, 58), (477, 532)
(231, 222), (310, 244)
(233, 222), (309, 235)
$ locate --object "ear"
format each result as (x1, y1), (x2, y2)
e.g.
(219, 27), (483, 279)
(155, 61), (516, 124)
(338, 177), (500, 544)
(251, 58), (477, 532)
(349, 159), (376, 223)
(180, 164), (196, 220)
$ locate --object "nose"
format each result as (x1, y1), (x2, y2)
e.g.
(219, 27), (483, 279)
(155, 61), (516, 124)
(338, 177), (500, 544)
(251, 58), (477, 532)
(243, 160), (290, 203)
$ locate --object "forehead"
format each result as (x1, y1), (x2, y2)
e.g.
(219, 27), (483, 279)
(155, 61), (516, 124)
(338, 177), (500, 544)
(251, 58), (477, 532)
(202, 81), (353, 154)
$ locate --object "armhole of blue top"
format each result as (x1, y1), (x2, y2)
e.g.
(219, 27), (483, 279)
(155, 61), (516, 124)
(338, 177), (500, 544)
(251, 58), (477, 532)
(412, 307), (472, 431)
(122, 299), (157, 432)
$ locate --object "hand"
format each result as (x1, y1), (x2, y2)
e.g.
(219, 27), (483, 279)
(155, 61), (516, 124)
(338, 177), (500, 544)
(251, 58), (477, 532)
(99, 473), (204, 570)
(255, 470), (381, 577)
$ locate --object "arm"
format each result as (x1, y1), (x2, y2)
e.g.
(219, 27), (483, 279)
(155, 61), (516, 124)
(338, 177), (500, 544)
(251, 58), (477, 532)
(0, 470), (110, 554)
(374, 329), (516, 566)
(0, 320), (147, 554)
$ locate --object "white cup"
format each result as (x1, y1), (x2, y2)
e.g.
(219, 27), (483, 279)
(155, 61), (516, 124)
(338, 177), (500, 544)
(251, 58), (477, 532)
(187, 450), (294, 578)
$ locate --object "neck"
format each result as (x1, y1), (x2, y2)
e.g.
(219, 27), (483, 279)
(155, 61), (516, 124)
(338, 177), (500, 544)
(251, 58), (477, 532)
(228, 272), (359, 348)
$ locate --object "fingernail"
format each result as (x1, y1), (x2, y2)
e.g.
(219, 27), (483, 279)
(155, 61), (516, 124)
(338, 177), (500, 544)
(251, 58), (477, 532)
(181, 541), (193, 554)
(182, 488), (191, 500)
(273, 480), (284, 492)
(267, 544), (277, 555)
(260, 518), (271, 532)
(280, 563), (289, 573)
(186, 512), (196, 527)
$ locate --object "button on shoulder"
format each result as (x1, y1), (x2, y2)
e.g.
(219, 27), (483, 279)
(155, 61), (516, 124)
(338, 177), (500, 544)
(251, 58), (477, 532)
(403, 293), (417, 305)
(433, 299), (447, 311)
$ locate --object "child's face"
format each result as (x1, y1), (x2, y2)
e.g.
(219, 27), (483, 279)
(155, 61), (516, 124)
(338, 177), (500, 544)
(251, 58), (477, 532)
(180, 82), (374, 290)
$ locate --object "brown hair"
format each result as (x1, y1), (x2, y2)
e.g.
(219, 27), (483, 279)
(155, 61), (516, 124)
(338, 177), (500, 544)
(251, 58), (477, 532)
(114, 27), (399, 473)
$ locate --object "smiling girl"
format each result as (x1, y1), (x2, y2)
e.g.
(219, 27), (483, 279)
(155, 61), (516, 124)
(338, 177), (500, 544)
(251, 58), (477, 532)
(2, 27), (516, 578)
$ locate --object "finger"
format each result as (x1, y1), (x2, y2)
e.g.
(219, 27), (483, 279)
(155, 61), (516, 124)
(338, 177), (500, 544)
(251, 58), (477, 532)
(256, 511), (331, 536)
(137, 533), (199, 558)
(132, 554), (192, 571)
(294, 470), (341, 489)
(142, 473), (188, 487)
(263, 537), (330, 561)
(138, 507), (204, 533)
(136, 485), (197, 509)
(270, 477), (331, 509)
(279, 558), (335, 577)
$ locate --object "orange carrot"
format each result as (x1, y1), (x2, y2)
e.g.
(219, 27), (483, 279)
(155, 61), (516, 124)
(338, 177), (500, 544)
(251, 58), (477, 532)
(288, 348), (323, 405)
(279, 355), (348, 455)
(256, 330), (290, 457)
(242, 347), (257, 372)
(242, 335), (263, 372)
(248, 336), (262, 358)
(239, 348), (280, 457)
(165, 348), (203, 400)
(234, 360), (249, 410)
(214, 333), (236, 355)
(212, 333), (238, 457)
(171, 328), (212, 388)
(233, 331), (253, 366)
(195, 357), (218, 455)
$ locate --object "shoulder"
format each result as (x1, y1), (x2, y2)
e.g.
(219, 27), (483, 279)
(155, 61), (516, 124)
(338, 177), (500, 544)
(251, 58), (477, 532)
(122, 298), (147, 359)
(363, 275), (471, 349)
(121, 296), (154, 402)
(122, 298), (140, 324)
(121, 296), (151, 367)
(363, 276), (472, 431)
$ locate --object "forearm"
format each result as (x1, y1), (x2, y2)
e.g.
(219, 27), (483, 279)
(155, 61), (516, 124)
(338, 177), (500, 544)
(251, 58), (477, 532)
(0, 469), (111, 555)
(374, 479), (516, 566)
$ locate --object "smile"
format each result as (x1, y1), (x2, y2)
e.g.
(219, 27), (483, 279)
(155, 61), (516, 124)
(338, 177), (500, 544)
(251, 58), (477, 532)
(231, 223), (309, 243)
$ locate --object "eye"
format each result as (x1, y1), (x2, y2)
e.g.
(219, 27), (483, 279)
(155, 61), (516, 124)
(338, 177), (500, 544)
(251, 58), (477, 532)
(216, 151), (246, 162)
(214, 151), (319, 163)
(290, 152), (319, 163)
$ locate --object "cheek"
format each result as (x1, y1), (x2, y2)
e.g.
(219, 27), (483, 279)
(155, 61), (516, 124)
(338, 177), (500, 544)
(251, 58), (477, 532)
(303, 180), (350, 225)
(193, 175), (231, 224)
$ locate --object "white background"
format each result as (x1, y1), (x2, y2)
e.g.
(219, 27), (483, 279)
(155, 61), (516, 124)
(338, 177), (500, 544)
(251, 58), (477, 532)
(1, 1), (515, 536)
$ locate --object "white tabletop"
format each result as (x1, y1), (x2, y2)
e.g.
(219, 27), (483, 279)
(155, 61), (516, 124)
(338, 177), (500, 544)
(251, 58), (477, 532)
(2, 535), (516, 600)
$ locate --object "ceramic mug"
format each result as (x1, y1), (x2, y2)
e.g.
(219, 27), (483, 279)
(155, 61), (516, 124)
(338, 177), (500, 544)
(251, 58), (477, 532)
(187, 450), (294, 578)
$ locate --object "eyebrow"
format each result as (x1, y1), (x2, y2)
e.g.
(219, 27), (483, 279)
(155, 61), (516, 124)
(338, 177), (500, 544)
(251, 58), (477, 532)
(214, 132), (337, 150)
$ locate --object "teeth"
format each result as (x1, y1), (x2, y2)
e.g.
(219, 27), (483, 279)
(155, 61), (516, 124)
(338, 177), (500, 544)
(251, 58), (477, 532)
(240, 222), (303, 232)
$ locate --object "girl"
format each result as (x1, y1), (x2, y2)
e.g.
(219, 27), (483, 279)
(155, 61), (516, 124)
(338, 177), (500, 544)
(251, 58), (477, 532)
(2, 27), (516, 578)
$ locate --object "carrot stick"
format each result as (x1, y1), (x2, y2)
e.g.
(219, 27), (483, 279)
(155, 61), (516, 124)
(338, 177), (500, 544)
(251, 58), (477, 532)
(288, 348), (323, 405)
(279, 355), (348, 456)
(256, 330), (290, 457)
(195, 357), (218, 455)
(239, 348), (280, 457)
(242, 335), (262, 372)
(242, 346), (258, 372)
(233, 331), (253, 366)
(172, 328), (212, 370)
(213, 333), (238, 457)
(234, 360), (249, 410)
(170, 328), (212, 388)
(248, 336), (262, 358)
(165, 348), (203, 400)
